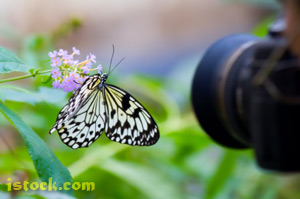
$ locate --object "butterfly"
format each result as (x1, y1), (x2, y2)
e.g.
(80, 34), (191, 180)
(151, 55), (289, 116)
(49, 73), (160, 149)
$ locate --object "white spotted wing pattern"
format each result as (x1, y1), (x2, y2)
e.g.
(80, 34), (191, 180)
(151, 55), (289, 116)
(49, 74), (159, 149)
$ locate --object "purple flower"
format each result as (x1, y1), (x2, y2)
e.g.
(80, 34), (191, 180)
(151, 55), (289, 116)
(63, 54), (73, 64)
(82, 67), (89, 74)
(72, 47), (80, 55)
(97, 64), (102, 74)
(74, 82), (82, 90)
(58, 49), (68, 57)
(51, 67), (61, 79)
(61, 83), (72, 92)
(89, 53), (96, 63)
(49, 47), (101, 93)
(48, 50), (57, 58)
(85, 61), (92, 69)
(51, 57), (61, 67)
(52, 80), (61, 89)
(62, 77), (76, 92)
(78, 76), (85, 84)
(69, 72), (80, 80)
(73, 76), (81, 85)
(82, 62), (92, 74)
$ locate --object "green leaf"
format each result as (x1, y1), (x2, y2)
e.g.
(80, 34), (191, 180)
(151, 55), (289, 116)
(0, 103), (73, 196)
(0, 184), (8, 192)
(29, 68), (35, 75)
(252, 16), (275, 38)
(0, 47), (23, 63)
(0, 87), (41, 105)
(205, 149), (240, 199)
(0, 47), (33, 73)
(0, 91), (5, 102)
(99, 159), (183, 199)
(33, 69), (39, 77)
(37, 87), (68, 105)
(0, 85), (67, 106)
(41, 74), (52, 84)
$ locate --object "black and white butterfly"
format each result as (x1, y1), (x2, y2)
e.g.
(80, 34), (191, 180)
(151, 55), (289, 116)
(49, 73), (160, 149)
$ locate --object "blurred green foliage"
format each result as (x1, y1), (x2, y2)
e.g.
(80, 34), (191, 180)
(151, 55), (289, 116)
(225, 0), (280, 9)
(1, 3), (300, 198)
(0, 103), (73, 196)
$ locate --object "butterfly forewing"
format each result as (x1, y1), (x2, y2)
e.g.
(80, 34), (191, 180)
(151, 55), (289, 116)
(50, 74), (102, 133)
(104, 84), (159, 146)
(50, 74), (159, 149)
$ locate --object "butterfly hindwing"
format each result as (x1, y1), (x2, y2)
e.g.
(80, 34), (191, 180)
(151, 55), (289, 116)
(104, 84), (159, 146)
(57, 90), (107, 149)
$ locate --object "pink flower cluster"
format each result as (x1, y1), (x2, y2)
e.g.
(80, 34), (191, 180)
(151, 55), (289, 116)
(48, 47), (102, 92)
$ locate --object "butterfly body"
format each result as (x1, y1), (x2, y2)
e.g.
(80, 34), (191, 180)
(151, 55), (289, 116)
(50, 73), (159, 149)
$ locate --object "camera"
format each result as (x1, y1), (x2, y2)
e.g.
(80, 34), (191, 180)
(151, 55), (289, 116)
(191, 20), (300, 172)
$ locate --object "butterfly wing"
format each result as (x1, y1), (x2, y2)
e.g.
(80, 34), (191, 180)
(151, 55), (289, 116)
(50, 74), (107, 149)
(50, 74), (102, 132)
(103, 84), (160, 146)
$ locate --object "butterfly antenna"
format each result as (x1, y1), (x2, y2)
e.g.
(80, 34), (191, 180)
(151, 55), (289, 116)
(108, 44), (115, 74)
(108, 57), (125, 76)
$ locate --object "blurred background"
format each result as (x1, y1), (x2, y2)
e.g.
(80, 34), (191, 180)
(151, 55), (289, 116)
(2, 0), (300, 199)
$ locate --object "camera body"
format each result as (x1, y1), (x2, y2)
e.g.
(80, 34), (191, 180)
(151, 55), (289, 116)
(192, 32), (300, 172)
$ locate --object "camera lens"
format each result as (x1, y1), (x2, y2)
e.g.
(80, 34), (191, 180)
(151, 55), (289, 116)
(191, 34), (259, 149)
(192, 32), (300, 171)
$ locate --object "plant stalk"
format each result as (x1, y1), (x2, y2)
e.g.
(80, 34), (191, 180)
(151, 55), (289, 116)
(0, 70), (52, 83)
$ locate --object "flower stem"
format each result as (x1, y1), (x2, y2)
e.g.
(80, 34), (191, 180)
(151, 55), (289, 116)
(0, 70), (52, 84)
